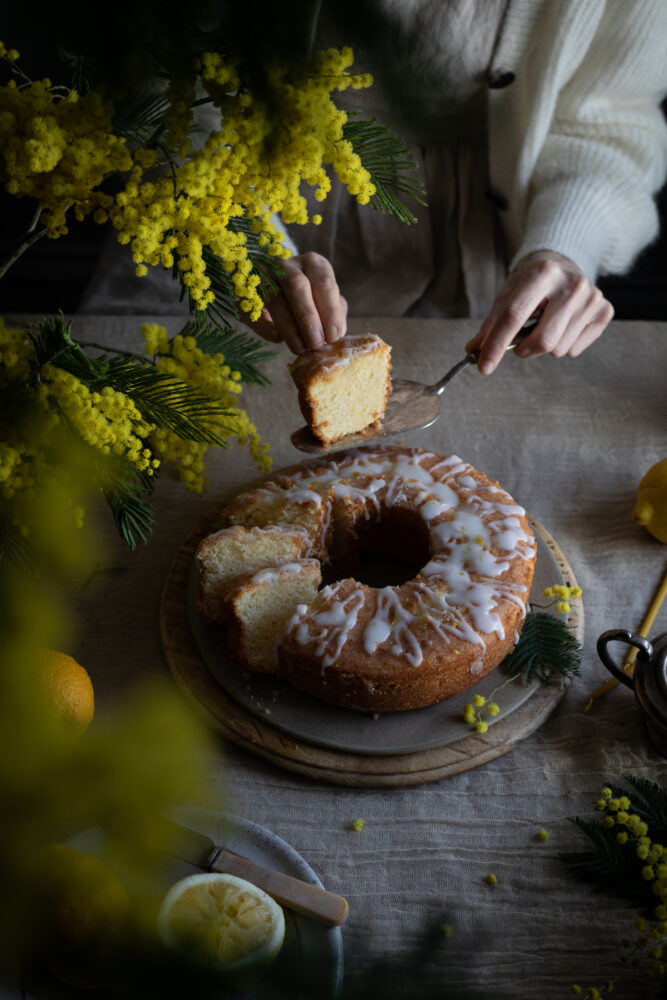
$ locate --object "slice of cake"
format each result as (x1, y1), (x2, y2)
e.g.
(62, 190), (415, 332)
(195, 524), (311, 623)
(221, 560), (322, 673)
(221, 482), (334, 562)
(289, 334), (392, 445)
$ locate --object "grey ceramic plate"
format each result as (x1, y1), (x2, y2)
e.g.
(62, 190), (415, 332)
(188, 531), (564, 756)
(18, 810), (343, 1000)
(168, 808), (345, 1000)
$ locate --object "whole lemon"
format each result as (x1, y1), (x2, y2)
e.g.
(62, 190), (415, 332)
(36, 844), (131, 989)
(38, 650), (94, 731)
(633, 458), (667, 544)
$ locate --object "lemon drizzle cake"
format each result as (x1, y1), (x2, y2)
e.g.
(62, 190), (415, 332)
(201, 446), (537, 712)
(275, 448), (536, 710)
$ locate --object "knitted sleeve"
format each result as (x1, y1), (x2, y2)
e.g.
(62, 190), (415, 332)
(511, 0), (667, 280)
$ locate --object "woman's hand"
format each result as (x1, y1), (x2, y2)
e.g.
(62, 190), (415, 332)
(245, 252), (347, 354)
(465, 250), (614, 374)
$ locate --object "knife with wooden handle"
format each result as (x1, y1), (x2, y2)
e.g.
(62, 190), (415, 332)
(153, 816), (348, 927)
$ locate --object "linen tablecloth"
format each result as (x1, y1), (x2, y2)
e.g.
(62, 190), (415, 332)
(32, 316), (667, 998)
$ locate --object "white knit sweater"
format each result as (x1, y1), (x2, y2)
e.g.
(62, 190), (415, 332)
(490, 0), (667, 279)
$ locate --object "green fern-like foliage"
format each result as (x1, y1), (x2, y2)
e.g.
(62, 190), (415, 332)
(501, 612), (582, 685)
(181, 315), (278, 388)
(97, 456), (155, 550)
(32, 315), (231, 443)
(112, 92), (171, 149)
(560, 776), (667, 913)
(28, 315), (247, 548)
(343, 113), (427, 224)
(94, 363), (234, 444)
(29, 313), (99, 379)
(56, 44), (170, 146)
(56, 46), (100, 96)
(559, 816), (655, 910)
(610, 775), (667, 844)
(0, 516), (37, 575)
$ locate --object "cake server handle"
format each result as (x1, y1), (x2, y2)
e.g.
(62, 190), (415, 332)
(428, 311), (543, 397)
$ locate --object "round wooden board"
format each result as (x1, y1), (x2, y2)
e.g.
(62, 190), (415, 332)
(160, 515), (583, 787)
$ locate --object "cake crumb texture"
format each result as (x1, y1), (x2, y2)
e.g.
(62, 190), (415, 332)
(289, 334), (392, 444)
(195, 524), (311, 622)
(221, 560), (322, 673)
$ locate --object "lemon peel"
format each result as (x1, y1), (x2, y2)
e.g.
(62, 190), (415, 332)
(633, 459), (667, 543)
(157, 872), (285, 976)
(38, 650), (94, 731)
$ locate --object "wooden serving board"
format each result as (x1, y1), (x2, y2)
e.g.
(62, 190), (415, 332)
(160, 515), (583, 787)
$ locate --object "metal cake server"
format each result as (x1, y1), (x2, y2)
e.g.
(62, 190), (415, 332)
(290, 314), (541, 455)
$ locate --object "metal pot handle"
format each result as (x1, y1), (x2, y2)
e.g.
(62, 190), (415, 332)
(596, 629), (654, 689)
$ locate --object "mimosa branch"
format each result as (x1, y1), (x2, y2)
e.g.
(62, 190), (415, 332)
(0, 205), (48, 282)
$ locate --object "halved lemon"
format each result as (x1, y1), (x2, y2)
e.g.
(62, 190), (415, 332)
(157, 873), (285, 975)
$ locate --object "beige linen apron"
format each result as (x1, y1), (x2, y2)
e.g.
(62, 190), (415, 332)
(286, 0), (508, 319)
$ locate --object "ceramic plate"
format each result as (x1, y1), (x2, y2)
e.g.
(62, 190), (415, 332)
(168, 808), (344, 1000)
(18, 809), (343, 1000)
(188, 530), (567, 756)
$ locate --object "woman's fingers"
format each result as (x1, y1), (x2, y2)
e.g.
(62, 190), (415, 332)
(467, 252), (614, 373)
(568, 298), (615, 357)
(547, 287), (603, 358)
(302, 253), (346, 344)
(249, 247), (614, 362)
(267, 289), (315, 354)
(249, 306), (283, 344)
(244, 252), (346, 354)
(512, 275), (590, 360)
(279, 261), (326, 352)
(465, 260), (560, 372)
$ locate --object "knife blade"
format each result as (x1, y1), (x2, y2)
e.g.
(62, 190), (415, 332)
(153, 816), (349, 927)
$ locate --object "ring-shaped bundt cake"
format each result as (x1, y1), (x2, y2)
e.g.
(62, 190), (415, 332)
(197, 446), (537, 713)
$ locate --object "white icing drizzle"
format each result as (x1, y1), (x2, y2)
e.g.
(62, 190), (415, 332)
(418, 559), (527, 640)
(272, 448), (535, 667)
(289, 335), (383, 376)
(332, 476), (384, 518)
(363, 588), (424, 667)
(245, 481), (332, 555)
(410, 583), (487, 648)
(290, 582), (365, 669)
(248, 482), (287, 504)
(249, 562), (309, 585)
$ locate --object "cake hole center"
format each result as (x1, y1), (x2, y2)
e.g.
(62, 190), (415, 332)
(322, 551), (419, 589)
(323, 509), (431, 589)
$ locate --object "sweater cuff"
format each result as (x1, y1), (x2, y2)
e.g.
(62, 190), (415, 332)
(509, 174), (653, 282)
